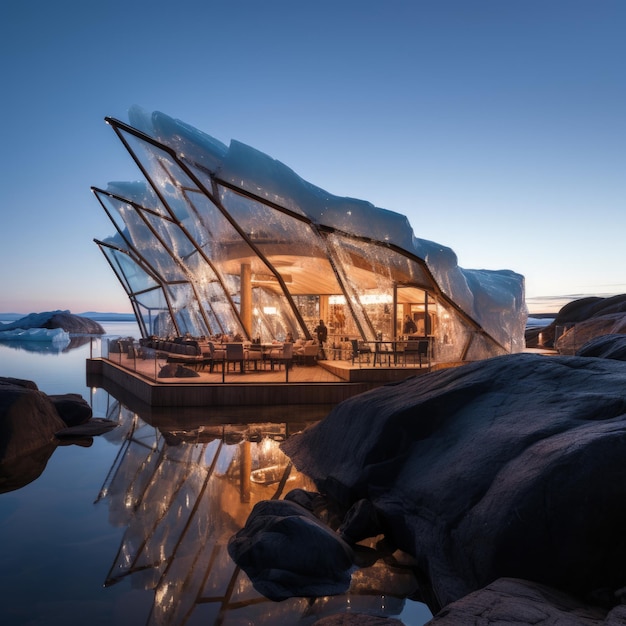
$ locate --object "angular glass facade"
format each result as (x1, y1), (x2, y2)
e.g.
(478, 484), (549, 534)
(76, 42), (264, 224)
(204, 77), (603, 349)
(93, 107), (527, 362)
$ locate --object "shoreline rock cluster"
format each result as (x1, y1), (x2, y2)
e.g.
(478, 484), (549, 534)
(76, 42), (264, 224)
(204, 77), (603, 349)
(230, 351), (626, 625)
(526, 294), (626, 353)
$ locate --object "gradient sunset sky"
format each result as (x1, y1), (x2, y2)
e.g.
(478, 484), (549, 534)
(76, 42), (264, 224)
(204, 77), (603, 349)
(1, 0), (624, 315)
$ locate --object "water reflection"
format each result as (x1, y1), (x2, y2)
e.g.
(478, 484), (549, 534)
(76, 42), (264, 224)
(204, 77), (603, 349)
(0, 334), (94, 354)
(97, 399), (422, 625)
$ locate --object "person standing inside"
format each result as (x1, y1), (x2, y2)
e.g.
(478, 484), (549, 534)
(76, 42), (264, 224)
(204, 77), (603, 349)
(403, 314), (417, 335)
(314, 319), (328, 359)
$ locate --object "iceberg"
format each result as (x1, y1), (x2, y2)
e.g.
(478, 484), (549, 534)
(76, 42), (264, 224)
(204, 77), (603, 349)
(0, 327), (70, 343)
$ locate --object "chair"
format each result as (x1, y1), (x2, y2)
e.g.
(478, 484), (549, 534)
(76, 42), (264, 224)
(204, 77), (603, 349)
(197, 346), (213, 372)
(269, 342), (293, 370)
(126, 343), (138, 364)
(294, 340), (318, 365)
(350, 340), (372, 367)
(245, 344), (264, 370)
(225, 343), (245, 373)
(376, 342), (395, 367)
(403, 339), (429, 366)
(206, 341), (226, 372)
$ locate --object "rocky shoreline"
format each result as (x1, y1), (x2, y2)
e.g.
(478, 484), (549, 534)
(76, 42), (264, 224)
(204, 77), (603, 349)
(230, 298), (626, 624)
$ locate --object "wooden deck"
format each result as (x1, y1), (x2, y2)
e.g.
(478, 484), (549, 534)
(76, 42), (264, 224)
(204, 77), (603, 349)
(86, 353), (432, 414)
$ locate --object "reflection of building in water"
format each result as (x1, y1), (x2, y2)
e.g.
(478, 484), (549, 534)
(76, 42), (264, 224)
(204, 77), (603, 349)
(93, 107), (526, 362)
(97, 402), (422, 624)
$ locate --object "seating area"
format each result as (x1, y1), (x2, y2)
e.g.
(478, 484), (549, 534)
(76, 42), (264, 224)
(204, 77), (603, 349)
(138, 337), (205, 368)
(135, 336), (315, 373)
(113, 334), (431, 379)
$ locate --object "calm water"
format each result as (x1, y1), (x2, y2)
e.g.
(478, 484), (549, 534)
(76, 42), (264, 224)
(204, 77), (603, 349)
(0, 322), (432, 626)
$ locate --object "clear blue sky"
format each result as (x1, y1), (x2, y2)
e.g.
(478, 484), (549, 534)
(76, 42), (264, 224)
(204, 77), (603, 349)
(1, 0), (624, 315)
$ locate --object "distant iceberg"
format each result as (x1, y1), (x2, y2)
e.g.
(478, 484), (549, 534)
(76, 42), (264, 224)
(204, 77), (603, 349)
(0, 310), (104, 335)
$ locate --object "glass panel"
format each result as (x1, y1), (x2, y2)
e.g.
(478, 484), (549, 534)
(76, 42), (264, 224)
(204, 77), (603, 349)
(118, 129), (199, 222)
(101, 245), (159, 296)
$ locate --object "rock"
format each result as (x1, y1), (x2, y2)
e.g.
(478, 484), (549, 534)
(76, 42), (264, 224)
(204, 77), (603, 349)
(0, 377), (38, 391)
(0, 378), (66, 470)
(556, 313), (626, 355)
(338, 499), (382, 545)
(0, 378), (66, 460)
(526, 294), (626, 349)
(556, 294), (626, 322)
(576, 334), (626, 361)
(55, 418), (118, 438)
(0, 310), (105, 334)
(227, 498), (355, 601)
(0, 377), (106, 492)
(425, 578), (608, 625)
(280, 353), (626, 611)
(50, 393), (92, 426)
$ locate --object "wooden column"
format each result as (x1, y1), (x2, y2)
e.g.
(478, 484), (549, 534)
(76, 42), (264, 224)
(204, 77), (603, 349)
(240, 263), (252, 338)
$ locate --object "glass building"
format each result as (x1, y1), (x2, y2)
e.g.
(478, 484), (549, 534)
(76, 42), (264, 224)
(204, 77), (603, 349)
(93, 107), (527, 363)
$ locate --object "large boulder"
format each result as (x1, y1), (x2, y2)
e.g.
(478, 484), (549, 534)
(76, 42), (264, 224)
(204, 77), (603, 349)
(0, 377), (104, 493)
(228, 498), (355, 601)
(0, 378), (67, 491)
(0, 378), (67, 460)
(0, 310), (105, 334)
(279, 353), (626, 611)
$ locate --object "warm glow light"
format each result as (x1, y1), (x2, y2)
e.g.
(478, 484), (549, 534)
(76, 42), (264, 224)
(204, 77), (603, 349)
(329, 295), (346, 305)
(329, 294), (392, 305)
(263, 306), (277, 315)
(361, 294), (392, 304)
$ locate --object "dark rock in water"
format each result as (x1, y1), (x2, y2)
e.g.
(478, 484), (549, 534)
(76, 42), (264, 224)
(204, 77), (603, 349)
(0, 377), (106, 492)
(0, 376), (38, 391)
(0, 310), (105, 334)
(228, 499), (355, 601)
(0, 377), (67, 487)
(576, 334), (626, 361)
(281, 353), (626, 611)
(0, 377), (66, 462)
(50, 393), (92, 426)
(44, 311), (105, 334)
(55, 418), (118, 438)
(425, 577), (610, 625)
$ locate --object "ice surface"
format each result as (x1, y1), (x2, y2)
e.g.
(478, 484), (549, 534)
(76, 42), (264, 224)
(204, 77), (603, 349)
(0, 327), (70, 343)
(113, 108), (527, 350)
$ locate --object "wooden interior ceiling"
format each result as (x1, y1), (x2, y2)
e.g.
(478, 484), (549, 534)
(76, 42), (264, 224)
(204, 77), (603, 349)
(217, 245), (433, 298)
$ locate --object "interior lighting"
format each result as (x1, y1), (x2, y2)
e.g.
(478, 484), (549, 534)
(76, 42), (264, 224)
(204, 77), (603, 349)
(329, 295), (346, 305)
(361, 294), (393, 304)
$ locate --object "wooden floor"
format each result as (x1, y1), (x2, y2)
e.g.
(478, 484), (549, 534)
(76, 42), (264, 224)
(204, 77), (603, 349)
(87, 353), (433, 411)
(101, 351), (432, 383)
